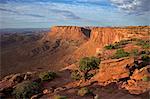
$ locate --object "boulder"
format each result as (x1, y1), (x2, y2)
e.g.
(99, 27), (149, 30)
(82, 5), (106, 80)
(24, 72), (34, 80)
(54, 87), (67, 93)
(43, 88), (53, 94)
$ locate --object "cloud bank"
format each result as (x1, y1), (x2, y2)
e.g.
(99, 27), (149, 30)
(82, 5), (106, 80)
(0, 0), (149, 28)
(110, 0), (150, 15)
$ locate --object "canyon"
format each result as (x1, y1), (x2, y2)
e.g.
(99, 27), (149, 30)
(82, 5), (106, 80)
(0, 26), (150, 99)
(1, 26), (149, 77)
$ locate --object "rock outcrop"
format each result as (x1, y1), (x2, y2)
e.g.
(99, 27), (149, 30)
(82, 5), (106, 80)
(122, 66), (150, 94)
(90, 26), (150, 46)
(44, 26), (90, 42)
(92, 57), (135, 86)
(91, 57), (150, 94)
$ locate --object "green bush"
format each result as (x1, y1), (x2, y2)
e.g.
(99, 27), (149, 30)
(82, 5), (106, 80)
(139, 50), (150, 55)
(141, 55), (150, 62)
(71, 70), (81, 80)
(13, 81), (40, 99)
(142, 43), (150, 49)
(39, 71), (56, 81)
(130, 38), (139, 41)
(104, 40), (130, 50)
(84, 73), (94, 80)
(54, 95), (67, 99)
(113, 49), (130, 59)
(116, 40), (129, 46)
(136, 39), (150, 49)
(79, 57), (100, 72)
(77, 87), (92, 96)
(130, 49), (139, 56)
(104, 44), (115, 50)
(142, 76), (149, 82)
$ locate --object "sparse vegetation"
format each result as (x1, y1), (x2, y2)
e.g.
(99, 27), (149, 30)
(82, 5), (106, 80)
(130, 49), (139, 56)
(112, 49), (130, 59)
(139, 50), (150, 55)
(71, 70), (82, 80)
(130, 38), (139, 41)
(142, 76), (149, 82)
(136, 39), (150, 49)
(39, 71), (57, 81)
(71, 57), (100, 81)
(104, 40), (130, 50)
(77, 87), (92, 96)
(13, 81), (40, 99)
(84, 73), (94, 80)
(54, 95), (67, 99)
(141, 54), (150, 62)
(79, 57), (100, 80)
(142, 44), (150, 49)
(115, 40), (130, 46)
(104, 44), (115, 49)
(79, 57), (100, 72)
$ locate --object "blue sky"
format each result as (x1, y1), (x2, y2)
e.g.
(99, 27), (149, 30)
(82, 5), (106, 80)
(0, 0), (149, 28)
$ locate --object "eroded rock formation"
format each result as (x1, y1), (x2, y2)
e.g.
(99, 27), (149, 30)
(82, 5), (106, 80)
(92, 57), (135, 86)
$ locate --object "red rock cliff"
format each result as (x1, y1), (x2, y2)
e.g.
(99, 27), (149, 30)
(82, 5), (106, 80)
(47, 26), (89, 41)
(70, 26), (150, 59)
(90, 27), (124, 46)
(90, 26), (150, 47)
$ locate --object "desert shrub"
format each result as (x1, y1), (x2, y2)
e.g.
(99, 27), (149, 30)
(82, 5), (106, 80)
(84, 73), (94, 80)
(142, 76), (149, 82)
(39, 71), (56, 81)
(79, 57), (100, 72)
(71, 70), (81, 80)
(116, 40), (129, 46)
(104, 44), (115, 50)
(130, 38), (139, 41)
(136, 39), (145, 46)
(113, 49), (130, 59)
(54, 95), (67, 99)
(142, 43), (150, 49)
(77, 87), (92, 96)
(130, 49), (139, 56)
(136, 39), (150, 49)
(104, 40), (130, 50)
(13, 81), (40, 99)
(139, 50), (150, 55)
(141, 55), (150, 62)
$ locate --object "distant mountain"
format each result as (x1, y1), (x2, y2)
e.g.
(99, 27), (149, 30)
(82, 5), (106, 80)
(0, 28), (50, 34)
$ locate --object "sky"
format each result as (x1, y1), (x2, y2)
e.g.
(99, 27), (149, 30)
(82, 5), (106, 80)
(0, 0), (150, 28)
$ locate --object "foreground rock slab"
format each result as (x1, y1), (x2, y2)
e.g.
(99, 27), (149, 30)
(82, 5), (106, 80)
(93, 57), (134, 86)
(122, 66), (150, 94)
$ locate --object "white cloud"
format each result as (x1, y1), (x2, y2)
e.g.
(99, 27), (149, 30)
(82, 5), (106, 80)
(0, 0), (149, 28)
(110, 0), (150, 15)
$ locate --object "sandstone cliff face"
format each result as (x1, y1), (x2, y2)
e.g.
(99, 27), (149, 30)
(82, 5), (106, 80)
(90, 27), (125, 46)
(65, 26), (150, 61)
(44, 26), (149, 47)
(90, 26), (150, 47)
